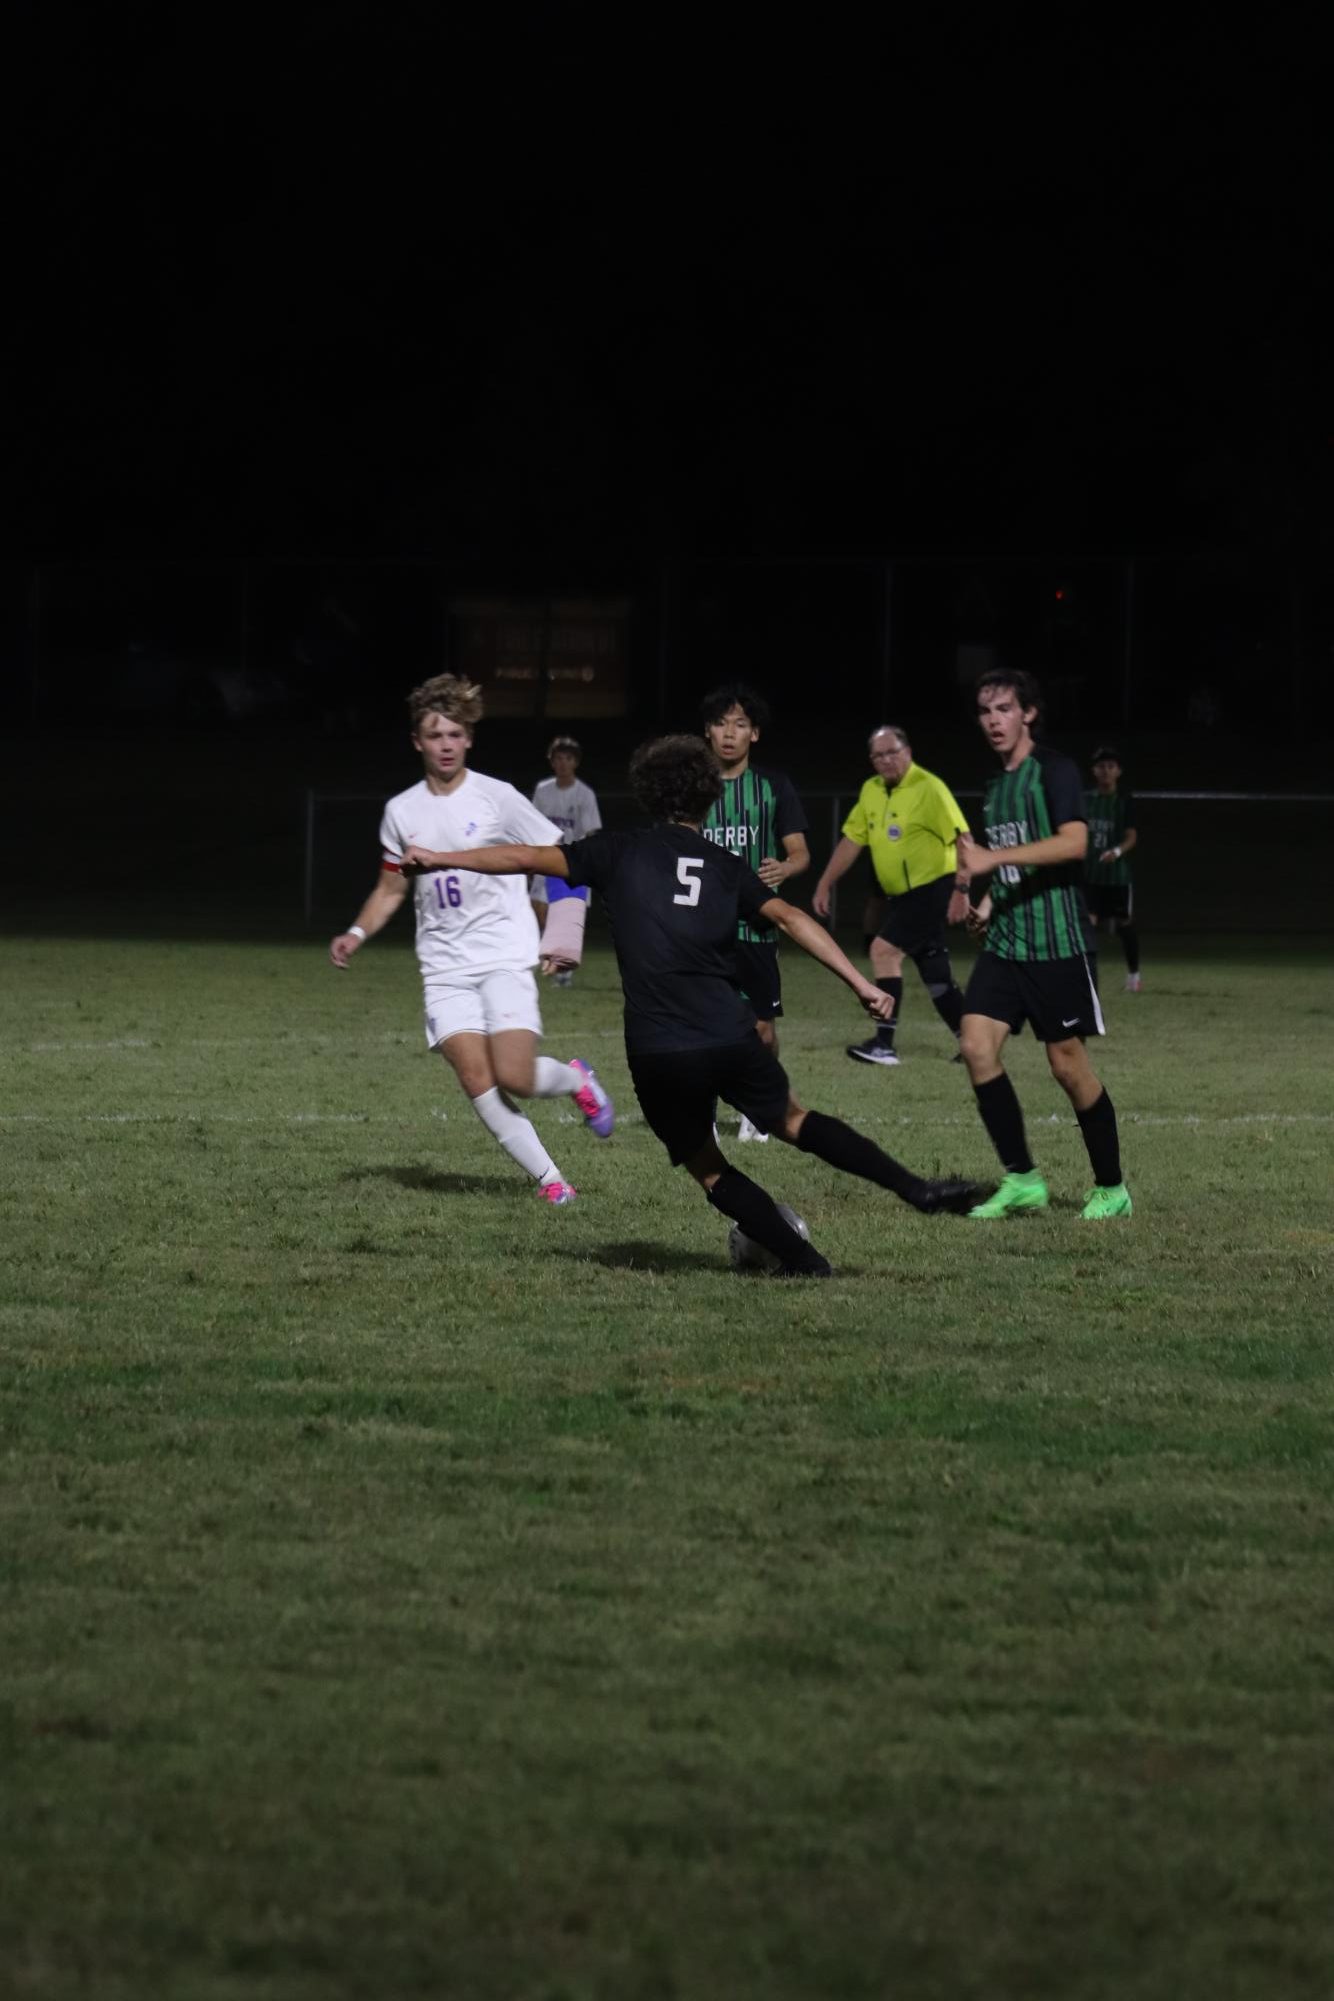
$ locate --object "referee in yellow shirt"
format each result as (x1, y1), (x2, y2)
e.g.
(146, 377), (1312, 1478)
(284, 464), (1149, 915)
(812, 725), (970, 1065)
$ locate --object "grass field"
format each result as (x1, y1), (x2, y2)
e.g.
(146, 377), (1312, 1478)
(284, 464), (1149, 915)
(2, 930), (1333, 2000)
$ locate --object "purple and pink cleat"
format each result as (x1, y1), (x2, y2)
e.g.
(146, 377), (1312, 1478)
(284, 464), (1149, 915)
(569, 1058), (615, 1139)
(540, 1179), (578, 1206)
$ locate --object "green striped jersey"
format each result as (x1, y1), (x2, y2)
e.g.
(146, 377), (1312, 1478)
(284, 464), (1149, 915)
(982, 747), (1091, 962)
(1084, 787), (1136, 886)
(701, 765), (808, 944)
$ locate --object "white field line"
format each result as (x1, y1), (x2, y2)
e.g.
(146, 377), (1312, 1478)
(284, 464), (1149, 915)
(0, 1109), (1330, 1131)
(13, 1030), (627, 1054)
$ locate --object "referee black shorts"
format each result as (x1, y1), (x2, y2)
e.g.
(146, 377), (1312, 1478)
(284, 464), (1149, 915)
(963, 949), (1105, 1044)
(628, 1038), (793, 1165)
(877, 874), (954, 952)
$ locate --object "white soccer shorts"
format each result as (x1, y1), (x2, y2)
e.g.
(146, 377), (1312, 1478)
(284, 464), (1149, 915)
(423, 968), (543, 1048)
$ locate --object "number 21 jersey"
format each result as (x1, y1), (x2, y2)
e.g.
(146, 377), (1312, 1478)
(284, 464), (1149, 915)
(563, 826), (774, 1052)
(380, 771), (561, 979)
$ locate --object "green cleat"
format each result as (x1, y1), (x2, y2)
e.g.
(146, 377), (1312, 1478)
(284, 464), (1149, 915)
(1081, 1183), (1133, 1220)
(968, 1170), (1049, 1219)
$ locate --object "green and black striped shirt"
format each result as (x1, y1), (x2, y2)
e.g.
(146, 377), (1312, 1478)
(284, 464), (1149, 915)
(982, 746), (1091, 962)
(1083, 787), (1136, 887)
(701, 764), (808, 944)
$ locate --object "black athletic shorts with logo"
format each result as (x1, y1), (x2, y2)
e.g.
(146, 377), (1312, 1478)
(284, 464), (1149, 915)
(1085, 884), (1134, 925)
(732, 940), (783, 1019)
(877, 874), (954, 952)
(629, 1037), (792, 1165)
(964, 949), (1104, 1043)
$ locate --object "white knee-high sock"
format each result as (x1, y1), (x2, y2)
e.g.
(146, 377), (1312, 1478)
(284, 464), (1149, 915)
(528, 1057), (581, 1099)
(470, 1086), (561, 1184)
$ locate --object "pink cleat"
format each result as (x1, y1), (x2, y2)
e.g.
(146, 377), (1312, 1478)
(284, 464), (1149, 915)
(540, 1179), (578, 1206)
(569, 1058), (615, 1138)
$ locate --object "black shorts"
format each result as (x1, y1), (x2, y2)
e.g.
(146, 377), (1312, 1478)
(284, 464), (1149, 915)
(628, 1037), (792, 1165)
(963, 949), (1104, 1043)
(877, 874), (954, 953)
(733, 940), (782, 1018)
(1086, 884), (1134, 925)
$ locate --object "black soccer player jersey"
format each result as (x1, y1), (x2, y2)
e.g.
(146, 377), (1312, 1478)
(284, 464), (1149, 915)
(981, 746), (1091, 962)
(700, 765), (807, 944)
(562, 825), (774, 1052)
(1083, 788), (1136, 887)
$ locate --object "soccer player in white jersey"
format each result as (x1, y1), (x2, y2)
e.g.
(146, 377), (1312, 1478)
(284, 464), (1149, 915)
(530, 736), (602, 987)
(329, 674), (614, 1205)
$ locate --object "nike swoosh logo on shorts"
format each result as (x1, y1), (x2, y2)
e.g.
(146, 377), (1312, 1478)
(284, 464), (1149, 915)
(1062, 1017), (1079, 1027)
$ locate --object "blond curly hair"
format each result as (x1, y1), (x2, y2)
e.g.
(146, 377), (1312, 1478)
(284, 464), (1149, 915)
(407, 673), (484, 732)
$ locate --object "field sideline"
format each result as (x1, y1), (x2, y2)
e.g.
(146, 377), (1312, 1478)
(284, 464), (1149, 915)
(2, 933), (1333, 2000)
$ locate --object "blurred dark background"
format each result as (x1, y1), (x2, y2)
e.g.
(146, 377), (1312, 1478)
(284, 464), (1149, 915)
(3, 5), (1330, 932)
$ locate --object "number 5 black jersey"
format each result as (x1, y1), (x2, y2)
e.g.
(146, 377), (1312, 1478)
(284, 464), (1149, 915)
(563, 826), (775, 1052)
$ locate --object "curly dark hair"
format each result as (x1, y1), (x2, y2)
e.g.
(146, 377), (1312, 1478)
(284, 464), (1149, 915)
(975, 667), (1042, 723)
(699, 680), (771, 734)
(629, 734), (724, 824)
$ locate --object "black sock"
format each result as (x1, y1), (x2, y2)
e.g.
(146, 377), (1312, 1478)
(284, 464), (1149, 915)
(1076, 1088), (1122, 1187)
(796, 1108), (926, 1207)
(973, 1074), (1034, 1174)
(707, 1167), (828, 1272)
(927, 981), (964, 1035)
(1120, 926), (1140, 976)
(875, 978), (902, 1049)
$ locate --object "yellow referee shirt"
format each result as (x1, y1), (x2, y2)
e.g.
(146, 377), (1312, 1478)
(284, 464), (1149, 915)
(842, 761), (967, 897)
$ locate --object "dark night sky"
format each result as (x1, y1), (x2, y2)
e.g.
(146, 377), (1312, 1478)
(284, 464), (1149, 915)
(7, 5), (1327, 568)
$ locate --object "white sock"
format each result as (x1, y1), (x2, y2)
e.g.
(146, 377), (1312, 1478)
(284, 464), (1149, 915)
(470, 1086), (561, 1185)
(529, 1057), (581, 1099)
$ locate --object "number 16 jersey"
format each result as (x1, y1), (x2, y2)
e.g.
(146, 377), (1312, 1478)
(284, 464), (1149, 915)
(563, 826), (774, 1052)
(380, 771), (561, 980)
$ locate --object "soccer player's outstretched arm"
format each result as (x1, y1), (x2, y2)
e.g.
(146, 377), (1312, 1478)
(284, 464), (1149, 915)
(400, 842), (569, 879)
(330, 867), (412, 966)
(759, 897), (892, 1019)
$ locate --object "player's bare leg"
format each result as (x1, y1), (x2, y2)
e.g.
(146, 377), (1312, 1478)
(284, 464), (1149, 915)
(436, 1032), (574, 1202)
(1044, 1035), (1103, 1114)
(958, 1011), (1009, 1088)
(486, 1028), (539, 1097)
(869, 937), (904, 982)
(486, 1027), (614, 1138)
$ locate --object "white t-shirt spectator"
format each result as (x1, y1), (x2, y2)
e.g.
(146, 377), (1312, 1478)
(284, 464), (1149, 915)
(531, 776), (602, 845)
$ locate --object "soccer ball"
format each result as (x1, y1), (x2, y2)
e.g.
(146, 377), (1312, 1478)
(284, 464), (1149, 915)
(727, 1204), (810, 1275)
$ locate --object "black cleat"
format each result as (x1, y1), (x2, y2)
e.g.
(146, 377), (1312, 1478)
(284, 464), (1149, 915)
(915, 1178), (992, 1216)
(779, 1252), (834, 1278)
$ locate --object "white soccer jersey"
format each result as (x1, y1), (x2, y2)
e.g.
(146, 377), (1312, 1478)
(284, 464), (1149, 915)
(531, 776), (602, 844)
(380, 771), (561, 980)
